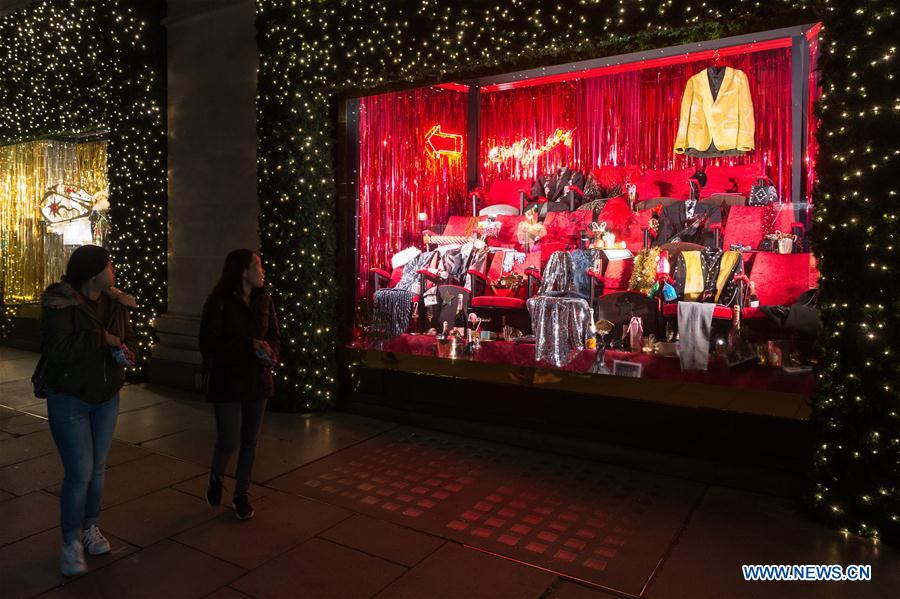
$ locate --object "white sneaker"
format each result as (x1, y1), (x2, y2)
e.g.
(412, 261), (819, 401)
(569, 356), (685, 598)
(81, 525), (111, 556)
(60, 539), (87, 576)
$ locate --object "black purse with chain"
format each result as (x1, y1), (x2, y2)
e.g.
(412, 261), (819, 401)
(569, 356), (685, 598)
(748, 176), (777, 206)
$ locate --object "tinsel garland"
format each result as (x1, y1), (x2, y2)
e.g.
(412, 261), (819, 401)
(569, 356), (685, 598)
(629, 247), (661, 295)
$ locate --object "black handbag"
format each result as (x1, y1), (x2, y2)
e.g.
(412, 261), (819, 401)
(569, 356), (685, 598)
(31, 356), (49, 398)
(748, 176), (777, 206)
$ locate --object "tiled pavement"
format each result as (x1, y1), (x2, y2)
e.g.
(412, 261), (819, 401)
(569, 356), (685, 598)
(1, 346), (898, 599)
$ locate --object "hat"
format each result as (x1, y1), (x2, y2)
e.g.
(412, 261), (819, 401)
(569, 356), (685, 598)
(63, 245), (110, 290)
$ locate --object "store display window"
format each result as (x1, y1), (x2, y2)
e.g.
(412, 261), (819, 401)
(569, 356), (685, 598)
(346, 25), (821, 396)
(0, 137), (109, 306)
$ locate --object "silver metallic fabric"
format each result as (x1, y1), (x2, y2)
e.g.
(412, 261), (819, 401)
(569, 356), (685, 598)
(538, 251), (575, 294)
(527, 295), (594, 367)
(373, 289), (415, 339)
(371, 251), (436, 339)
(394, 251), (436, 292)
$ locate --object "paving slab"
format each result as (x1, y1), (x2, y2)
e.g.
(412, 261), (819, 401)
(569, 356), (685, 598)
(254, 431), (365, 482)
(0, 412), (49, 435)
(140, 428), (221, 468)
(0, 451), (62, 496)
(18, 400), (49, 417)
(171, 473), (273, 503)
(104, 440), (154, 467)
(544, 580), (623, 598)
(99, 453), (204, 507)
(261, 410), (394, 444)
(204, 587), (252, 599)
(373, 542), (555, 599)
(646, 486), (900, 599)
(231, 537), (406, 599)
(319, 513), (445, 567)
(0, 527), (138, 599)
(174, 490), (351, 569)
(113, 401), (213, 444)
(0, 490), (59, 546)
(0, 356), (38, 383)
(268, 427), (704, 595)
(36, 539), (245, 599)
(0, 346), (37, 362)
(0, 379), (39, 408)
(118, 384), (178, 413)
(99, 487), (224, 547)
(0, 429), (57, 467)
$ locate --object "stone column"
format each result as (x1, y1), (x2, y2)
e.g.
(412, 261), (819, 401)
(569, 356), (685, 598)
(150, 0), (259, 390)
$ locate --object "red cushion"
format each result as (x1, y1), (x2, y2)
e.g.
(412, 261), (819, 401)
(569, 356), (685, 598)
(602, 260), (633, 291)
(723, 205), (795, 250)
(443, 216), (474, 237)
(748, 253), (818, 306)
(485, 180), (529, 208)
(635, 168), (692, 200)
(471, 295), (526, 309)
(544, 211), (588, 245)
(634, 169), (689, 201)
(703, 164), (763, 197)
(494, 214), (525, 247)
(512, 252), (541, 277)
(663, 303), (733, 319)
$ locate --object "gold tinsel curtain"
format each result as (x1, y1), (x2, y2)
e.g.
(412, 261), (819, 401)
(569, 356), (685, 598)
(0, 139), (108, 304)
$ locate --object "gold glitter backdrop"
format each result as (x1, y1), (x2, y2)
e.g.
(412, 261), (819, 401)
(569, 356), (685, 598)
(0, 139), (108, 304)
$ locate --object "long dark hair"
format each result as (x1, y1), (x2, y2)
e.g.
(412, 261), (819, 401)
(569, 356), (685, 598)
(208, 249), (258, 301)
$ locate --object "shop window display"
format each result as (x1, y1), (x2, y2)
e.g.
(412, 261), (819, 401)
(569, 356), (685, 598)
(0, 138), (109, 305)
(349, 27), (820, 396)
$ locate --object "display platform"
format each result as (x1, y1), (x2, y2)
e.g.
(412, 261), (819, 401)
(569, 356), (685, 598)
(348, 334), (810, 421)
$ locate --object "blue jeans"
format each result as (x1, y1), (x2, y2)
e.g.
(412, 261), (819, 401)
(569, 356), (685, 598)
(47, 392), (120, 544)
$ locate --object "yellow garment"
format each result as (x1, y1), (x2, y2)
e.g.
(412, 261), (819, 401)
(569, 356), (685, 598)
(674, 67), (755, 155)
(714, 250), (741, 303)
(681, 251), (704, 301)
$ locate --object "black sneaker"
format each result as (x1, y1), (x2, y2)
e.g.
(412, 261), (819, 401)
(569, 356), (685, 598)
(232, 493), (254, 521)
(205, 474), (222, 507)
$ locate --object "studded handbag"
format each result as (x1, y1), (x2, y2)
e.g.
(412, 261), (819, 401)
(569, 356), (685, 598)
(748, 176), (777, 206)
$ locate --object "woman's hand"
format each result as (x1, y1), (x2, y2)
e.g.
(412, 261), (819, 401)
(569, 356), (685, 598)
(105, 332), (122, 347)
(253, 339), (274, 364)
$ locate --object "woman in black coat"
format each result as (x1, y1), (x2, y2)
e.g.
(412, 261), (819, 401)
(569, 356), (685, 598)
(198, 249), (280, 520)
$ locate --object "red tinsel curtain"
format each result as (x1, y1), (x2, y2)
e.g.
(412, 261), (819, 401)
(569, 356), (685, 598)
(806, 33), (821, 205)
(483, 48), (793, 201)
(357, 87), (468, 303)
(479, 82), (576, 184)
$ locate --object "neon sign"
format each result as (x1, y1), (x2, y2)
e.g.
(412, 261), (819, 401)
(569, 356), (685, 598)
(424, 124), (463, 158)
(487, 127), (575, 167)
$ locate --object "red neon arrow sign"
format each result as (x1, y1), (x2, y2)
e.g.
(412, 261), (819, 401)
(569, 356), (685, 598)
(425, 124), (463, 158)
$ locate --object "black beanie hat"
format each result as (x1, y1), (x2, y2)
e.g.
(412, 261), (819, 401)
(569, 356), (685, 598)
(63, 245), (110, 290)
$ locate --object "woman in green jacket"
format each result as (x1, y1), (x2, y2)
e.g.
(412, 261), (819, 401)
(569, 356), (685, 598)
(40, 245), (137, 576)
